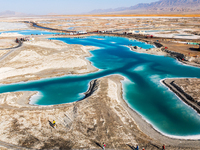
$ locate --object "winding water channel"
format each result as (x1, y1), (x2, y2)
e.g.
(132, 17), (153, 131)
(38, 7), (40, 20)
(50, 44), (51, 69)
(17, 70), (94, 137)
(1, 35), (200, 138)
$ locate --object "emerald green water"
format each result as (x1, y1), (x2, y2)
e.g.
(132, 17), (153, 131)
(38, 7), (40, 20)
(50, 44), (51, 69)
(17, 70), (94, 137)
(1, 36), (200, 138)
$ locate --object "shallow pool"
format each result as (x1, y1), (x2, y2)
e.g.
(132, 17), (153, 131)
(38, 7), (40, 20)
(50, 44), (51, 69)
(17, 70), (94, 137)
(0, 29), (59, 35)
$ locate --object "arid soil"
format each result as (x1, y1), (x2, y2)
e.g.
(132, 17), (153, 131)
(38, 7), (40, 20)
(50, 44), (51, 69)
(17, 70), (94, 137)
(154, 41), (200, 66)
(163, 78), (200, 114)
(161, 41), (200, 56)
(0, 38), (98, 84)
(0, 50), (9, 58)
(174, 78), (200, 103)
(34, 16), (200, 35)
(0, 22), (28, 31)
(125, 35), (200, 67)
(0, 38), (18, 49)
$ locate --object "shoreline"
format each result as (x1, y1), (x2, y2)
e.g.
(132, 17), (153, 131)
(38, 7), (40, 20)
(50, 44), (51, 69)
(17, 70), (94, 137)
(49, 33), (200, 69)
(83, 75), (200, 141)
(109, 77), (200, 147)
(1, 75), (200, 149)
(0, 38), (100, 84)
(77, 75), (200, 149)
(2, 34), (200, 129)
(2, 30), (199, 68)
(94, 33), (200, 68)
(162, 78), (200, 114)
(115, 78), (200, 140)
(0, 34), (200, 148)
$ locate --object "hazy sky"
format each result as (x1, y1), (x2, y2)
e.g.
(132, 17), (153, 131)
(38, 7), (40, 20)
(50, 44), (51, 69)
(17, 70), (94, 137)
(0, 0), (158, 15)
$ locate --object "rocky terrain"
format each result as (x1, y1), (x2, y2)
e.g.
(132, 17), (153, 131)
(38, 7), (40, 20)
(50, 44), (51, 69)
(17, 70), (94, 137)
(174, 78), (200, 103)
(163, 78), (200, 114)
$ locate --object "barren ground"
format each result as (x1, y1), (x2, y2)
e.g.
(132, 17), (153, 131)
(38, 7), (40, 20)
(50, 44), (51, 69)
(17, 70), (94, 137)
(163, 78), (200, 111)
(0, 38), (98, 84)
(174, 78), (200, 103)
(0, 38), (18, 49)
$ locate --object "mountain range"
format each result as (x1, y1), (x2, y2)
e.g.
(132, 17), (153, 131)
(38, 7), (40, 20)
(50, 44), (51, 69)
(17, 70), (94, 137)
(89, 0), (200, 14)
(0, 10), (31, 17)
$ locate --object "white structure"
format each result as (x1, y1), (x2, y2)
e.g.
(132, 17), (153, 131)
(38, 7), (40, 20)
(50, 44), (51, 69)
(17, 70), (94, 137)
(77, 31), (87, 34)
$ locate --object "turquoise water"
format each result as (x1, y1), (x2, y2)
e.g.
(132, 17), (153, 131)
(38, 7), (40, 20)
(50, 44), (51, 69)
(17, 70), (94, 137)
(0, 30), (59, 35)
(1, 35), (200, 137)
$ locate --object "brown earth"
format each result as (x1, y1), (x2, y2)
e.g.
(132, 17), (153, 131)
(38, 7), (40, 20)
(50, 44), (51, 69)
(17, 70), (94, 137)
(160, 41), (200, 57)
(163, 78), (200, 114)
(120, 34), (200, 66)
(63, 14), (200, 17)
(174, 78), (200, 103)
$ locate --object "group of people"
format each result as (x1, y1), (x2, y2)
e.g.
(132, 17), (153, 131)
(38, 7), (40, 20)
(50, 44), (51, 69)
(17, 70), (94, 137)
(15, 37), (29, 43)
(50, 121), (166, 150)
(101, 143), (165, 150)
(135, 144), (165, 150)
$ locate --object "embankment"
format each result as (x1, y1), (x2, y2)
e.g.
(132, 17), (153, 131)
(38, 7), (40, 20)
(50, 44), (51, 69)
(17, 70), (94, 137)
(162, 78), (200, 114)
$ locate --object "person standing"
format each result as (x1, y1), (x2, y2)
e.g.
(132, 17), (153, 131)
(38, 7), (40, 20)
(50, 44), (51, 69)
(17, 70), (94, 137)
(102, 142), (106, 150)
(136, 145), (139, 150)
(52, 120), (56, 128)
(162, 144), (165, 150)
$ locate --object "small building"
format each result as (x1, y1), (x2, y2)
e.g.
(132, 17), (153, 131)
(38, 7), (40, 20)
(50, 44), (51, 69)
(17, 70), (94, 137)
(77, 31), (87, 34)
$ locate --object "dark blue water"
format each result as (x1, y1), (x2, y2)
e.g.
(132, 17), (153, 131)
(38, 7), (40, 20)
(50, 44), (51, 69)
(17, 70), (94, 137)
(0, 30), (60, 35)
(1, 35), (200, 137)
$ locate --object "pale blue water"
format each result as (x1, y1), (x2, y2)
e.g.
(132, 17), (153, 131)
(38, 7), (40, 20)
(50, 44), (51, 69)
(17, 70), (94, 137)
(67, 27), (75, 30)
(39, 22), (52, 24)
(175, 34), (193, 36)
(67, 26), (91, 30)
(0, 30), (59, 35)
(1, 35), (200, 137)
(135, 30), (176, 33)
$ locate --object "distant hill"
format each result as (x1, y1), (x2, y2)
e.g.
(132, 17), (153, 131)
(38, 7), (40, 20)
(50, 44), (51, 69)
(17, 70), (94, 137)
(0, 10), (30, 17)
(89, 0), (200, 14)
(46, 13), (60, 16)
